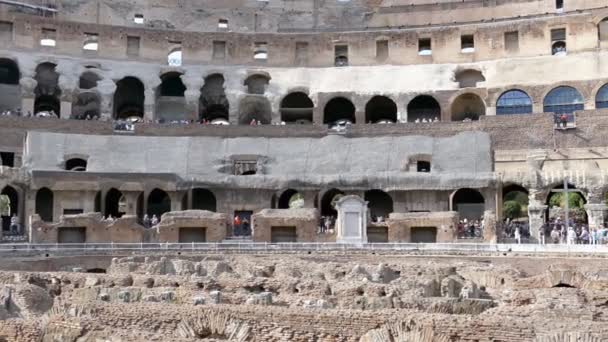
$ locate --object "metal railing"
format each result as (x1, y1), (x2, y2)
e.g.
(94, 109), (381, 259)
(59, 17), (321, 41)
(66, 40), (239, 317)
(0, 242), (606, 254)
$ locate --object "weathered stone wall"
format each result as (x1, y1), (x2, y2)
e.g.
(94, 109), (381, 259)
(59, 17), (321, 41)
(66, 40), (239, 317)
(387, 212), (459, 242)
(252, 209), (320, 242)
(156, 210), (228, 243)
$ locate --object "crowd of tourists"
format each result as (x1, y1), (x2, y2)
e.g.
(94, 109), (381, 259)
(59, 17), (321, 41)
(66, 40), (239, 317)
(457, 218), (484, 238)
(413, 117), (440, 123)
(318, 216), (336, 234)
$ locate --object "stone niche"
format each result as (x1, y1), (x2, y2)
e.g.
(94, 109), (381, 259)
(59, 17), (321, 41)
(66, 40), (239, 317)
(252, 209), (319, 243)
(335, 195), (368, 244)
(157, 210), (228, 243)
(387, 212), (458, 243)
(30, 213), (146, 243)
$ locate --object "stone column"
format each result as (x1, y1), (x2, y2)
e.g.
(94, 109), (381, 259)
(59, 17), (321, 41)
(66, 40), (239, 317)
(181, 75), (203, 122)
(585, 203), (607, 229)
(528, 205), (547, 242)
(170, 192), (185, 212)
(97, 79), (117, 120)
(144, 89), (156, 122)
(19, 77), (37, 115)
(58, 75), (76, 119)
(122, 192), (140, 216)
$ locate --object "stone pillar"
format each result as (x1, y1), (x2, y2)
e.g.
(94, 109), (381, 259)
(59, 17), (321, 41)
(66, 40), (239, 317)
(482, 210), (497, 243)
(170, 192), (185, 212)
(226, 93), (240, 125)
(58, 75), (76, 119)
(19, 77), (37, 115)
(182, 76), (203, 122)
(97, 79), (117, 120)
(122, 193), (139, 216)
(585, 203), (607, 229)
(144, 89), (156, 121)
(528, 205), (547, 242)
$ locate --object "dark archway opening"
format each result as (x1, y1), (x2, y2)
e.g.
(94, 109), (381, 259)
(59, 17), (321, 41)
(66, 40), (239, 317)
(156, 72), (187, 122)
(238, 96), (272, 125)
(199, 74), (229, 123)
(321, 189), (344, 217)
(35, 187), (54, 222)
(113, 76), (144, 120)
(79, 71), (101, 90)
(278, 189), (303, 209)
(244, 74), (270, 95)
(407, 95), (441, 122)
(65, 158), (87, 171)
(280, 92), (313, 124)
(365, 96), (397, 123)
(452, 188), (485, 220)
(553, 282), (575, 288)
(365, 190), (393, 221)
(451, 93), (485, 121)
(1, 186), (18, 232)
(147, 189), (171, 220)
(324, 97), (355, 124)
(192, 188), (216, 212)
(34, 63), (60, 116)
(0, 59), (19, 85)
(105, 188), (124, 218)
(72, 92), (100, 120)
(0, 58), (21, 112)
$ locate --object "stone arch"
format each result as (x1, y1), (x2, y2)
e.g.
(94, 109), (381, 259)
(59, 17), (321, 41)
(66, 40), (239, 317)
(320, 188), (344, 217)
(78, 71), (101, 90)
(71, 91), (100, 120)
(113, 76), (144, 120)
(238, 96), (271, 125)
(34, 62), (60, 116)
(543, 86), (584, 115)
(0, 58), (21, 111)
(455, 69), (485, 88)
(65, 158), (87, 171)
(35, 187), (54, 222)
(156, 71), (187, 122)
(323, 97), (355, 124)
(278, 189), (303, 209)
(502, 184), (529, 219)
(177, 310), (250, 341)
(0, 185), (18, 232)
(105, 188), (124, 218)
(407, 95), (441, 122)
(450, 93), (485, 121)
(147, 189), (171, 219)
(280, 92), (313, 124)
(244, 73), (270, 95)
(364, 189), (393, 220)
(496, 89), (533, 115)
(599, 17), (608, 42)
(191, 188), (216, 212)
(200, 73), (229, 123)
(365, 96), (397, 123)
(545, 182), (587, 223)
(451, 188), (485, 220)
(595, 83), (608, 109)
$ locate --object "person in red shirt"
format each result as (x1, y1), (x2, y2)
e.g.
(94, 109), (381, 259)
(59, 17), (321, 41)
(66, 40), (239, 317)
(233, 215), (241, 235)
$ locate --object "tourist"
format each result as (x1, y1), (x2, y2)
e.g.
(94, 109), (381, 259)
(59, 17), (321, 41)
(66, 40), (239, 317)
(250, 119), (256, 126)
(433, 117), (439, 122)
(567, 226), (576, 245)
(514, 226), (521, 244)
(233, 215), (241, 235)
(591, 228), (598, 245)
(550, 226), (560, 244)
(9, 214), (19, 234)
(580, 228), (590, 244)
(143, 214), (150, 228)
(242, 218), (250, 235)
(538, 225), (545, 245)
(151, 214), (159, 226)
(559, 114), (568, 128)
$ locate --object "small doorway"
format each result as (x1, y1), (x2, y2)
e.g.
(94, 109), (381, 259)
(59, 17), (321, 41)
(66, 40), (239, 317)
(367, 226), (388, 243)
(271, 226), (297, 243)
(233, 210), (253, 236)
(179, 227), (206, 243)
(58, 227), (86, 244)
(411, 227), (437, 243)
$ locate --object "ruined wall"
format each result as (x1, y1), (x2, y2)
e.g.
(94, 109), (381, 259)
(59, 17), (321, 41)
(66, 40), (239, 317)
(251, 209), (320, 243)
(387, 212), (459, 242)
(156, 210), (228, 243)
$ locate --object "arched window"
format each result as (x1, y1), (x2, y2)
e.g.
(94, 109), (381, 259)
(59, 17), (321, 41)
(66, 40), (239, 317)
(596, 84), (608, 109)
(105, 188), (124, 218)
(280, 92), (313, 124)
(65, 158), (87, 171)
(600, 17), (608, 43)
(167, 47), (182, 66)
(451, 93), (485, 121)
(1, 186), (18, 232)
(34, 62), (60, 116)
(191, 188), (216, 212)
(543, 86), (584, 115)
(147, 189), (171, 219)
(244, 74), (270, 95)
(79, 71), (101, 90)
(156, 72), (187, 122)
(365, 96), (397, 124)
(113, 76), (144, 120)
(238, 96), (272, 125)
(199, 74), (229, 123)
(278, 189), (304, 209)
(323, 97), (355, 124)
(407, 95), (441, 122)
(35, 188), (54, 222)
(0, 58), (19, 85)
(496, 90), (533, 115)
(452, 188), (485, 220)
(364, 190), (393, 221)
(320, 188), (344, 217)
